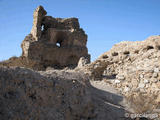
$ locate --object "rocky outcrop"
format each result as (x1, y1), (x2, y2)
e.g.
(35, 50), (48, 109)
(0, 67), (94, 120)
(21, 6), (90, 70)
(85, 36), (160, 116)
(77, 56), (90, 68)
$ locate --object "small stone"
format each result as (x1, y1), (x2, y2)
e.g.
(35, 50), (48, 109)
(131, 80), (138, 87)
(139, 74), (144, 79)
(155, 94), (160, 103)
(145, 72), (153, 78)
(138, 83), (145, 88)
(133, 88), (140, 92)
(153, 73), (158, 78)
(157, 82), (160, 87)
(154, 68), (159, 73)
(114, 79), (120, 84)
(124, 86), (130, 92)
(116, 83), (122, 88)
(145, 84), (150, 88)
(116, 74), (125, 80)
(153, 79), (158, 83)
(78, 57), (90, 68)
(151, 83), (159, 90)
(139, 88), (146, 93)
(144, 79), (149, 84)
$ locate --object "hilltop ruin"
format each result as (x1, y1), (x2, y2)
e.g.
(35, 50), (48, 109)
(21, 6), (90, 69)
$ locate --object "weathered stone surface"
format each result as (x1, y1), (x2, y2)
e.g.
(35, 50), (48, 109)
(77, 56), (90, 68)
(21, 6), (90, 70)
(86, 60), (111, 79)
(83, 35), (160, 115)
(0, 67), (94, 120)
(116, 74), (125, 80)
(0, 66), (133, 120)
(31, 5), (47, 40)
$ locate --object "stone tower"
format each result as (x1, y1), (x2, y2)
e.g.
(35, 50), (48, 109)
(21, 6), (90, 69)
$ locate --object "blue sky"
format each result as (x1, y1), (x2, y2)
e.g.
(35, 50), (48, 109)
(0, 0), (160, 61)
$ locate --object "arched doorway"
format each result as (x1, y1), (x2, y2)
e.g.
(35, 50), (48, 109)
(55, 32), (68, 48)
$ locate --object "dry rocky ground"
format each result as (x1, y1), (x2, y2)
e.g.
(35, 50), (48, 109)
(0, 66), (132, 120)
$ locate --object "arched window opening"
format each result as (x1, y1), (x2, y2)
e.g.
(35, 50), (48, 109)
(41, 24), (45, 31)
(56, 42), (61, 47)
(55, 32), (67, 48)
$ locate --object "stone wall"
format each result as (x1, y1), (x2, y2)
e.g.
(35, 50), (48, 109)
(83, 35), (160, 114)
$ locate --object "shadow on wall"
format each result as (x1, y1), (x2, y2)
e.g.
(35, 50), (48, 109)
(66, 55), (79, 67)
(88, 85), (126, 120)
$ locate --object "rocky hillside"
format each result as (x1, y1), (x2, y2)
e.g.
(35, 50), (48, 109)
(83, 36), (160, 117)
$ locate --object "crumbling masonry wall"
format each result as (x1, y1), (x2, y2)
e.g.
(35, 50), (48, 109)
(21, 6), (90, 69)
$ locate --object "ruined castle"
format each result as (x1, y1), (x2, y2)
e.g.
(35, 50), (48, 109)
(21, 6), (90, 69)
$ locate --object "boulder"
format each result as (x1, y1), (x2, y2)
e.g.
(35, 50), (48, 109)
(77, 56), (90, 68)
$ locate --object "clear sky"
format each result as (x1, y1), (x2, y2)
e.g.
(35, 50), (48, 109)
(0, 0), (160, 61)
